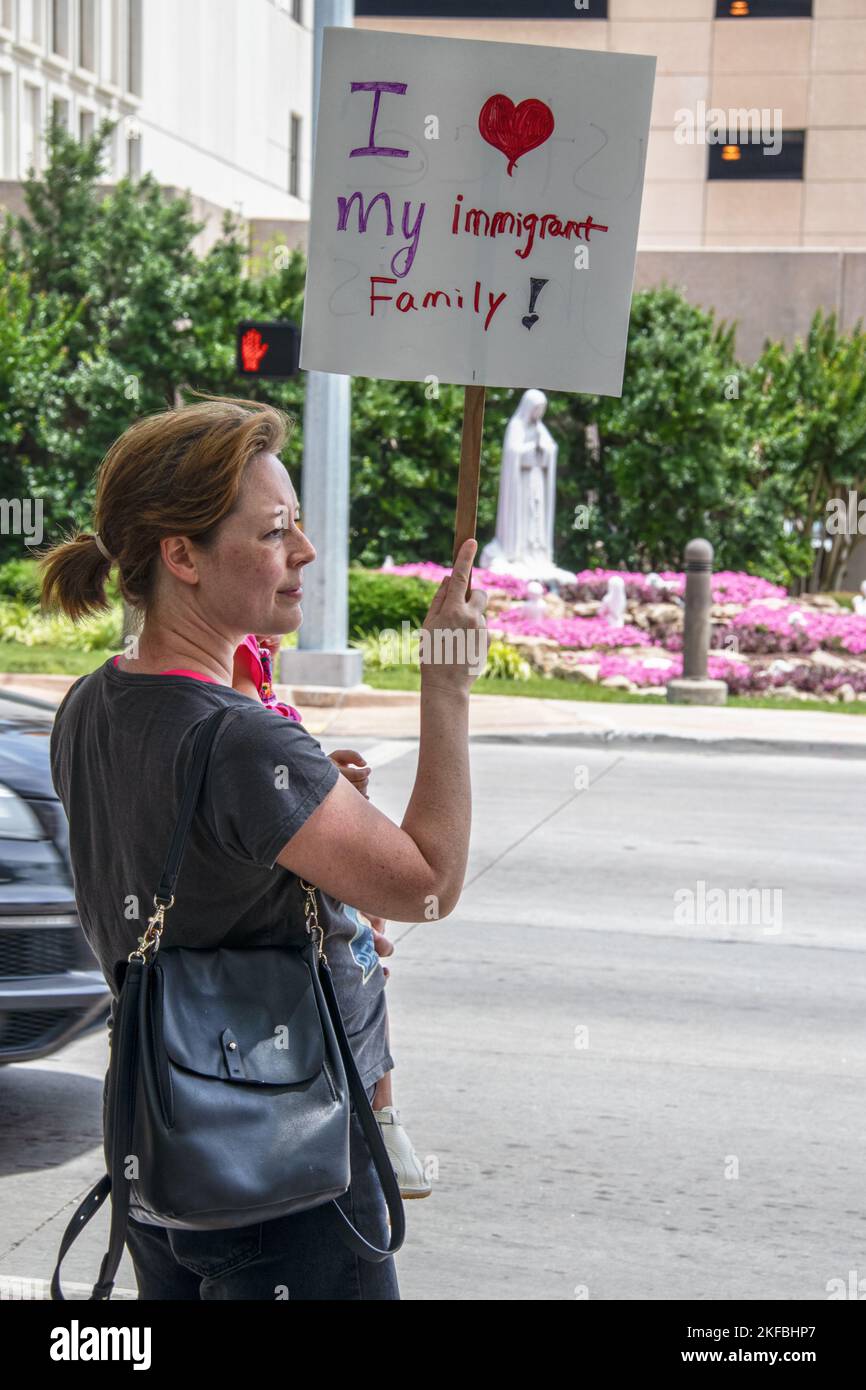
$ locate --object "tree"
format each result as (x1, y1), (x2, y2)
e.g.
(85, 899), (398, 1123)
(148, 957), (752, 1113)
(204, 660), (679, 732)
(577, 285), (748, 571)
(739, 309), (866, 592)
(0, 263), (85, 509)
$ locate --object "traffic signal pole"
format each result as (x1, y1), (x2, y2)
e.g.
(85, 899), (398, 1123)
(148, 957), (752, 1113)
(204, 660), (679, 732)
(280, 0), (362, 692)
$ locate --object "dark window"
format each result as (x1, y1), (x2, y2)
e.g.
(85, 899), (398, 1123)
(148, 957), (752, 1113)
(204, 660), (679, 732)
(355, 2), (607, 17)
(51, 0), (69, 58)
(78, 0), (95, 70)
(289, 112), (301, 197)
(291, 0), (302, 21)
(707, 129), (804, 179)
(128, 0), (142, 96)
(715, 1), (812, 17)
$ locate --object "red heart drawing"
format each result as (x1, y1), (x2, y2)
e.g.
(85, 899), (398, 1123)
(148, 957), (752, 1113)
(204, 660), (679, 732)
(478, 94), (555, 177)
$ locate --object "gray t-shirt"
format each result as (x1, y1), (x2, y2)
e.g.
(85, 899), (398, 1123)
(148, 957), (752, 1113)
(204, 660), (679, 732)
(49, 656), (393, 1091)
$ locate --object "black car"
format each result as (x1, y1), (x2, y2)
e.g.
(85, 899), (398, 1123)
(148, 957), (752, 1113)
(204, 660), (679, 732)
(0, 691), (109, 1063)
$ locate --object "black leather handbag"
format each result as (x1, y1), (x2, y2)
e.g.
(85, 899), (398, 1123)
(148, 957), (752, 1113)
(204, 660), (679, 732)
(51, 705), (405, 1300)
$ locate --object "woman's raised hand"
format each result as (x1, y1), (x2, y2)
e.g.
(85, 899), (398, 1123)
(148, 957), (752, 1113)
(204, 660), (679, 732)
(419, 538), (488, 694)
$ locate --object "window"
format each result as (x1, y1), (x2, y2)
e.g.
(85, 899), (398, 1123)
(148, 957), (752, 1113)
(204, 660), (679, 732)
(78, 0), (95, 72)
(51, 0), (70, 58)
(51, 94), (70, 130)
(0, 0), (13, 33)
(707, 129), (805, 179)
(127, 0), (142, 96)
(20, 0), (43, 44)
(109, 0), (120, 85)
(289, 112), (301, 197)
(126, 119), (141, 177)
(78, 106), (94, 143)
(0, 73), (11, 176)
(354, 1), (608, 15)
(292, 0), (302, 21)
(715, 1), (812, 15)
(22, 83), (42, 174)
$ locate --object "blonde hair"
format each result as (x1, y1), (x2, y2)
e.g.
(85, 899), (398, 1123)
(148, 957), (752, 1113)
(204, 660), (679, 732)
(37, 393), (293, 623)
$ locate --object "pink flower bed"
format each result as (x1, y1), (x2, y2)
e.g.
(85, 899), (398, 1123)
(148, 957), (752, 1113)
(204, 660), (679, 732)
(717, 605), (866, 657)
(596, 653), (754, 692)
(373, 560), (866, 697)
(376, 562), (785, 606)
(489, 611), (651, 649)
(564, 570), (786, 605)
(379, 561), (530, 599)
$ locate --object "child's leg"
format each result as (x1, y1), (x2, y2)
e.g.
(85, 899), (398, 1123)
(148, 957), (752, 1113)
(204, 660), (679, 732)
(372, 1069), (393, 1110)
(371, 1009), (393, 1110)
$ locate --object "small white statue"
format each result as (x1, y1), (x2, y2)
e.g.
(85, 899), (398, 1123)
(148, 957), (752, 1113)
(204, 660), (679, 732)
(517, 579), (547, 621)
(480, 388), (575, 584)
(647, 572), (672, 598)
(853, 581), (866, 616)
(599, 575), (627, 627)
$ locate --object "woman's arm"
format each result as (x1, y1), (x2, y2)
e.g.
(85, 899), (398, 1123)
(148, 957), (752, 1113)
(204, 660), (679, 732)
(274, 540), (485, 923)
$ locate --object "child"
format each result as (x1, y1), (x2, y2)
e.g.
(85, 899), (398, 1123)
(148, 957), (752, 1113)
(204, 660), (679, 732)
(232, 633), (431, 1199)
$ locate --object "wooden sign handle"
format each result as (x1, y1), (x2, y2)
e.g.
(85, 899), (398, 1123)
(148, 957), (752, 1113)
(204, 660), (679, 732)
(453, 384), (486, 599)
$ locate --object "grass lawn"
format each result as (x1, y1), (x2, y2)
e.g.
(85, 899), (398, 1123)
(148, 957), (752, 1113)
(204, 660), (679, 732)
(0, 644), (117, 676)
(364, 663), (866, 716)
(2, 644), (865, 716)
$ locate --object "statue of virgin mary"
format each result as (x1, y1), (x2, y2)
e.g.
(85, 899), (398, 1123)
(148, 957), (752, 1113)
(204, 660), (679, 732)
(480, 388), (574, 583)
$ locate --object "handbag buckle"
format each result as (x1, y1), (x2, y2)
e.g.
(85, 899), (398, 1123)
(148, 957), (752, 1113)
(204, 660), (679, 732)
(128, 893), (176, 962)
(299, 878), (327, 964)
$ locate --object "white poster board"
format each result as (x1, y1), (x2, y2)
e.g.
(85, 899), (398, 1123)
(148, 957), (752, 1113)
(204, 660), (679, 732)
(300, 27), (655, 397)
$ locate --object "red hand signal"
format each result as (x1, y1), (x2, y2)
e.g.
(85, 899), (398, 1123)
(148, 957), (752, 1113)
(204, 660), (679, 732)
(241, 328), (270, 372)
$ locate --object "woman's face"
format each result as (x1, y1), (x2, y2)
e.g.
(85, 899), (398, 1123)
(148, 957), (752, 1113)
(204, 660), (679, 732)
(191, 451), (316, 640)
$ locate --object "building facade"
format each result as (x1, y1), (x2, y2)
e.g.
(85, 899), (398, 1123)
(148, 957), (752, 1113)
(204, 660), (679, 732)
(0, 0), (312, 252)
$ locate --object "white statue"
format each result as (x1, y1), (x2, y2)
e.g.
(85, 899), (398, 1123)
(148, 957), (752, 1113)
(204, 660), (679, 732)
(480, 388), (575, 583)
(516, 579), (547, 621)
(854, 581), (866, 616)
(599, 575), (627, 627)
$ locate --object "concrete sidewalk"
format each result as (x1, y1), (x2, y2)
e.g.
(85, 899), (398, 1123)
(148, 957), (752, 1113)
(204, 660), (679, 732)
(2, 670), (866, 756)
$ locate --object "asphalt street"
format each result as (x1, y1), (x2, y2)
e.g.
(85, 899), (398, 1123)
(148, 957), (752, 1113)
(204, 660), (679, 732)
(1, 741), (863, 1301)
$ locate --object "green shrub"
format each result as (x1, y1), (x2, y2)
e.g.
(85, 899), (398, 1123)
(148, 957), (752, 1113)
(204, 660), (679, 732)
(348, 569), (439, 638)
(482, 638), (532, 682)
(0, 557), (41, 602)
(348, 631), (405, 671)
(0, 597), (123, 650)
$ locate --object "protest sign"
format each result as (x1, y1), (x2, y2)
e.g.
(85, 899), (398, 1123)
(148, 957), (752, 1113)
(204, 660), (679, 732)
(299, 26), (656, 569)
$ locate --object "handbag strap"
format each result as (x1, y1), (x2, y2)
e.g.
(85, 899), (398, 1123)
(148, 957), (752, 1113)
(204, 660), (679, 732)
(52, 707), (231, 1299)
(155, 705), (234, 905)
(316, 950), (406, 1259)
(51, 956), (145, 1300)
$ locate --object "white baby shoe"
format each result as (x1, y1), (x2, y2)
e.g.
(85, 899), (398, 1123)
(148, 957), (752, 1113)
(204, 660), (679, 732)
(374, 1106), (433, 1199)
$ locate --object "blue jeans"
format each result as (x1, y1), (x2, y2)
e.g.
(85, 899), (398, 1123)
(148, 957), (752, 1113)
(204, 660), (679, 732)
(123, 1082), (401, 1300)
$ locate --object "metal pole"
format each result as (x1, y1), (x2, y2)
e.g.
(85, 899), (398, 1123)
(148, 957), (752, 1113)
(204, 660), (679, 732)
(666, 537), (728, 705)
(682, 537), (713, 679)
(281, 0), (361, 690)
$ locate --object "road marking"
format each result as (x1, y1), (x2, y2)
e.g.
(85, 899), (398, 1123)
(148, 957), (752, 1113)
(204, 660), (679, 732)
(0, 1274), (138, 1300)
(355, 739), (417, 770)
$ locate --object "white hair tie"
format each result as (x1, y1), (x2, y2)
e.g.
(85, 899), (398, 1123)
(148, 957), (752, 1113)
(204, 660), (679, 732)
(93, 532), (113, 562)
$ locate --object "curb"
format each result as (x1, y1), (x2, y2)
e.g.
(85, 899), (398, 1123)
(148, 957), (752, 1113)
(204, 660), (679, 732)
(465, 730), (866, 759)
(1, 675), (864, 758)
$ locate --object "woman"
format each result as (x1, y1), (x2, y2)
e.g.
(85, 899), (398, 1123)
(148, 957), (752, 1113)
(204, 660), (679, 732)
(39, 394), (488, 1300)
